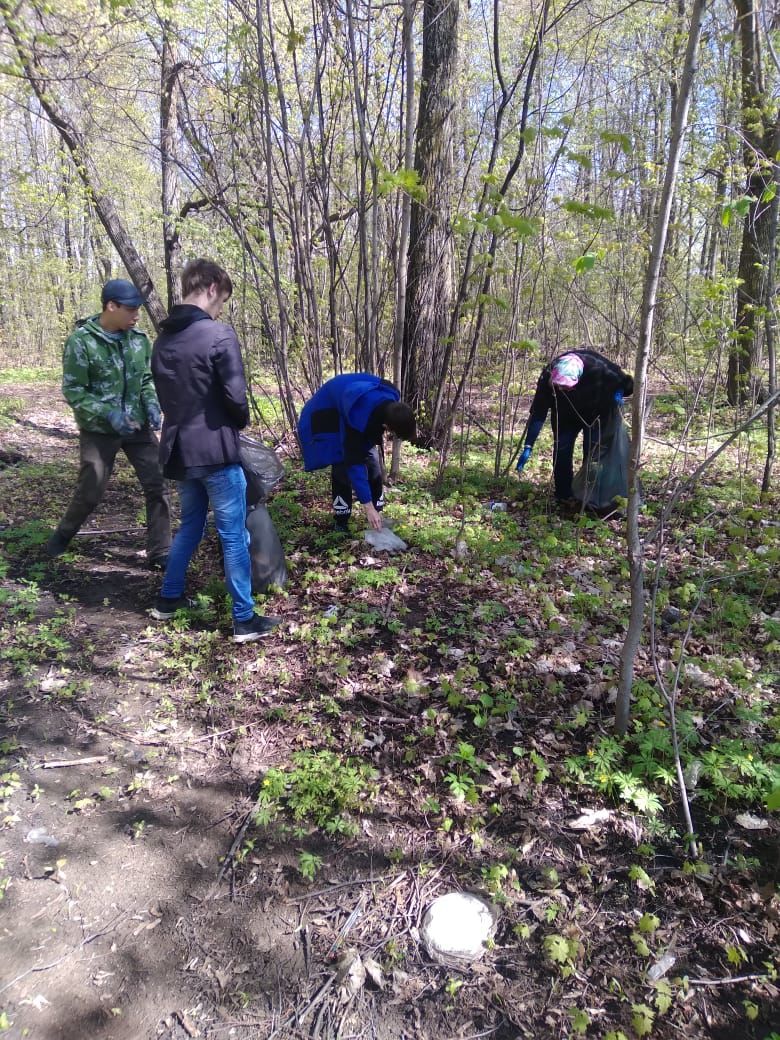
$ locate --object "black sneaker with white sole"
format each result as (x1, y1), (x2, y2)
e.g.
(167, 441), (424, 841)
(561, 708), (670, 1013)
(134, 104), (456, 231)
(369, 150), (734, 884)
(232, 613), (280, 643)
(150, 595), (192, 620)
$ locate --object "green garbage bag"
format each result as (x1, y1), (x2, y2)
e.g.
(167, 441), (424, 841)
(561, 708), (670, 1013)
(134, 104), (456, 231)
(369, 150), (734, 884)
(572, 406), (635, 511)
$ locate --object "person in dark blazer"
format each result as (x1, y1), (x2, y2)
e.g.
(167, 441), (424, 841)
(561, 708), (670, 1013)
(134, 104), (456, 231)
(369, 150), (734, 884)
(150, 258), (278, 643)
(516, 349), (634, 503)
(297, 373), (415, 531)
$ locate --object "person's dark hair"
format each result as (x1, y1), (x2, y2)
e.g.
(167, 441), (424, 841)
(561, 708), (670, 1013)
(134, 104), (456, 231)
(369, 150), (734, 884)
(382, 401), (416, 441)
(181, 259), (233, 299)
(622, 373), (634, 396)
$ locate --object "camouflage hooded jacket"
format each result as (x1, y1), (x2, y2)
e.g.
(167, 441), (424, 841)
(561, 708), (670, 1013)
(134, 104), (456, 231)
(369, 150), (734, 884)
(61, 315), (160, 435)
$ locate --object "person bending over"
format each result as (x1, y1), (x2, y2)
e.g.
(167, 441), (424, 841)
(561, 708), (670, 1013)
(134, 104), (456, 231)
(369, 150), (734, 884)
(516, 349), (633, 503)
(297, 374), (415, 532)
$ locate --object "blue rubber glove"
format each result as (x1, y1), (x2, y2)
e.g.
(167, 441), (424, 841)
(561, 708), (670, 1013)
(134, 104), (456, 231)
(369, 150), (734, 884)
(516, 445), (533, 472)
(146, 404), (162, 431)
(614, 390), (624, 405)
(106, 408), (138, 437)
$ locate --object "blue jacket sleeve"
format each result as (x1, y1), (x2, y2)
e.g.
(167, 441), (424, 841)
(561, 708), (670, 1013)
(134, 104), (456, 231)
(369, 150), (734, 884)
(346, 462), (372, 503)
(524, 417), (545, 449)
(524, 368), (551, 447)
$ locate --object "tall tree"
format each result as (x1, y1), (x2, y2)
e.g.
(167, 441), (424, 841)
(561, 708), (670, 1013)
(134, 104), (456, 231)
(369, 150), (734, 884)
(160, 18), (183, 310)
(617, 0), (708, 738)
(402, 0), (459, 438)
(727, 0), (780, 404)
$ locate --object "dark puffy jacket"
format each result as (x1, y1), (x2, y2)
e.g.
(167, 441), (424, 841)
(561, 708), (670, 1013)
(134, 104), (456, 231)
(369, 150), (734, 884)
(297, 373), (399, 503)
(529, 349), (633, 430)
(151, 305), (249, 475)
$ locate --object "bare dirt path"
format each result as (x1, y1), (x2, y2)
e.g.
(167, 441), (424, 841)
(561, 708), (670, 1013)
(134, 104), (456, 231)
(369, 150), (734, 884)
(0, 385), (312, 1040)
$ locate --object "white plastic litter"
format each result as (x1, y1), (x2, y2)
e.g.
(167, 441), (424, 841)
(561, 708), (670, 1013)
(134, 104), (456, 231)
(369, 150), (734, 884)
(735, 813), (769, 830)
(567, 808), (613, 831)
(24, 827), (60, 846)
(420, 891), (498, 967)
(363, 526), (408, 552)
(647, 951), (677, 981)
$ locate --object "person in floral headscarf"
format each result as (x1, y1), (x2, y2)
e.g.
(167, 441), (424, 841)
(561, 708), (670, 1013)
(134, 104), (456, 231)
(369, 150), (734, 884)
(516, 349), (634, 505)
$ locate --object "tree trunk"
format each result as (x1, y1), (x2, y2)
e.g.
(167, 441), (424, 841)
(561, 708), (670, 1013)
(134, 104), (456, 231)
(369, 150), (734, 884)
(762, 190), (779, 493)
(727, 0), (780, 404)
(616, 0), (707, 736)
(160, 21), (182, 310)
(402, 0), (459, 436)
(391, 0), (416, 479)
(254, 0), (298, 434)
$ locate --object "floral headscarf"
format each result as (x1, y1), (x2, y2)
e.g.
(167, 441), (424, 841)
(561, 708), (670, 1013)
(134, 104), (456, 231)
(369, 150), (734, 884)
(550, 353), (584, 389)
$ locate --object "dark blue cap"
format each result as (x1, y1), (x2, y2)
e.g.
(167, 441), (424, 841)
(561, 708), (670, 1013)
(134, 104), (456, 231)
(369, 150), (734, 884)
(101, 279), (145, 308)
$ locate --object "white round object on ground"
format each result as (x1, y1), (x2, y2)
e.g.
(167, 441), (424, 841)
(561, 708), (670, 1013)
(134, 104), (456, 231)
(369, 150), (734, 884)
(420, 892), (498, 966)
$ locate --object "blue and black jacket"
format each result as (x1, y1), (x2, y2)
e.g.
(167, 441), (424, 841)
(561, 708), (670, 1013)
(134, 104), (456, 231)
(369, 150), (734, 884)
(297, 373), (399, 503)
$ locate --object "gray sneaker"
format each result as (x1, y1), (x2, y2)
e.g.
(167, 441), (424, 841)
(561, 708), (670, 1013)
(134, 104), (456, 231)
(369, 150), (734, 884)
(150, 595), (192, 620)
(232, 613), (280, 643)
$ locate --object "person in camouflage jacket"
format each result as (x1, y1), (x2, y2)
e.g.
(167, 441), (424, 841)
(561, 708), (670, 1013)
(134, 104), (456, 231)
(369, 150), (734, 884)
(45, 279), (171, 566)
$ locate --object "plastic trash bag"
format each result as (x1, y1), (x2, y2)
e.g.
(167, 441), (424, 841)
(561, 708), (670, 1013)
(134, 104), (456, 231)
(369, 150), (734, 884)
(363, 525), (408, 553)
(246, 504), (287, 592)
(240, 435), (285, 506)
(572, 406), (635, 511)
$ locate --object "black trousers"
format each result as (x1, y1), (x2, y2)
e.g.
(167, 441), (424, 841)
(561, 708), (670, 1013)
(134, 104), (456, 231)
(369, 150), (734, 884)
(552, 422), (599, 500)
(331, 447), (384, 518)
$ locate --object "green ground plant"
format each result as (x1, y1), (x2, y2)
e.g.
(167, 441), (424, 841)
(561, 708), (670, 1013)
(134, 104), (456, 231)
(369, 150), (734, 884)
(565, 693), (779, 817)
(254, 750), (377, 835)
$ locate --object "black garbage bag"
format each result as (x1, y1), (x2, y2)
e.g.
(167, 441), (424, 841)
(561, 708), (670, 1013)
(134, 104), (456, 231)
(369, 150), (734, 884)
(240, 435), (285, 507)
(572, 406), (635, 511)
(246, 503), (287, 592)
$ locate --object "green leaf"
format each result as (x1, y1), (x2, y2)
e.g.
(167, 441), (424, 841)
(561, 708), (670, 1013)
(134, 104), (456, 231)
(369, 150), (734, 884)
(574, 253), (597, 275)
(743, 1000), (759, 1021)
(654, 979), (673, 1014)
(498, 210), (538, 236)
(286, 28), (307, 52)
(543, 934), (571, 964)
(726, 943), (747, 967)
(631, 1003), (655, 1037)
(569, 1008), (590, 1035)
(723, 195), (757, 226)
(562, 200), (614, 220)
(638, 913), (660, 934)
(599, 130), (632, 155)
(767, 786), (780, 811)
(631, 787), (663, 816)
(565, 149), (592, 170)
(377, 167), (426, 202)
(629, 864), (656, 892)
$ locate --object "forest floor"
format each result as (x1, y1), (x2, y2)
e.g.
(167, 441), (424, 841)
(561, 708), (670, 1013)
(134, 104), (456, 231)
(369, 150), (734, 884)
(0, 374), (778, 1040)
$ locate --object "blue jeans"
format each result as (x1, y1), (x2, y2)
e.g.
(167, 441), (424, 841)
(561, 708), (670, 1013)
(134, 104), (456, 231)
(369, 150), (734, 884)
(161, 465), (254, 622)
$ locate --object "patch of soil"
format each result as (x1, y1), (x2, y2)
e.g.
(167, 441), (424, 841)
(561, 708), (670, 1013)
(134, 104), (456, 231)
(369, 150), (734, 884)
(1, 381), (779, 1040)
